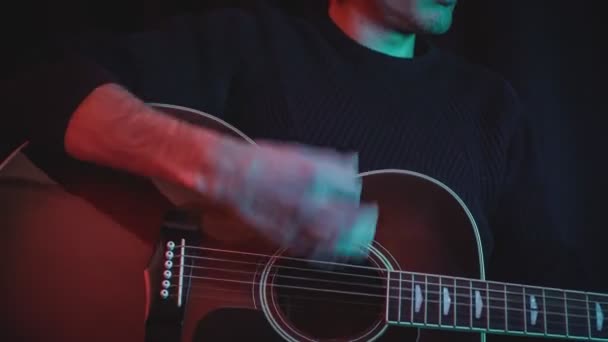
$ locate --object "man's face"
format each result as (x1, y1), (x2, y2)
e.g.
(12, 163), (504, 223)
(376, 0), (457, 34)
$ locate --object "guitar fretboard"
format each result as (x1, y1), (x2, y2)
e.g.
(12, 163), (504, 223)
(386, 271), (608, 340)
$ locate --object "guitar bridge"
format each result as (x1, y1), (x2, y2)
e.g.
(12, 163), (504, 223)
(144, 209), (202, 342)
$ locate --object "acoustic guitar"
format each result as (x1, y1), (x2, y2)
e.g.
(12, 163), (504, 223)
(0, 104), (606, 342)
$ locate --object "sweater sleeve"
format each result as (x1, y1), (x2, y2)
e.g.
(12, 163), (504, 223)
(0, 9), (252, 164)
(0, 29), (137, 156)
(0, 36), (119, 163)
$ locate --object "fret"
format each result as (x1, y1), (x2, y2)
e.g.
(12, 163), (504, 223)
(399, 272), (414, 324)
(411, 274), (427, 325)
(587, 293), (608, 340)
(505, 285), (526, 333)
(544, 289), (568, 337)
(386, 271), (401, 323)
(455, 279), (472, 329)
(504, 284), (508, 329)
(487, 282), (507, 331)
(588, 295), (592, 338)
(453, 278), (458, 326)
(565, 291), (590, 338)
(425, 275), (429, 324)
(470, 280), (489, 330)
(523, 286), (546, 335)
(564, 291), (569, 336)
(438, 276), (456, 327)
(543, 289), (548, 334)
(425, 275), (441, 326)
(486, 282), (491, 329)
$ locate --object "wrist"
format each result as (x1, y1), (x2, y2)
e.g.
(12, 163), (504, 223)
(157, 119), (223, 194)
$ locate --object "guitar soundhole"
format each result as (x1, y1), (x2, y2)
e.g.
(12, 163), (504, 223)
(272, 257), (385, 340)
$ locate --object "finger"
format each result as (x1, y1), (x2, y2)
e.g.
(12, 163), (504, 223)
(234, 186), (304, 247)
(299, 201), (377, 260)
(254, 140), (361, 203)
(256, 139), (359, 171)
(307, 249), (352, 270)
(332, 203), (378, 260)
(298, 147), (359, 171)
(296, 197), (357, 244)
(306, 162), (362, 206)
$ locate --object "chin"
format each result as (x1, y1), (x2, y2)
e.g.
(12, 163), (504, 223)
(381, 3), (455, 35)
(421, 20), (453, 35)
(396, 14), (453, 35)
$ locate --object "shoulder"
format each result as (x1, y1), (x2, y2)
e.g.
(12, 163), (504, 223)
(440, 49), (520, 106)
(145, 1), (306, 57)
(436, 48), (525, 131)
(163, 1), (299, 38)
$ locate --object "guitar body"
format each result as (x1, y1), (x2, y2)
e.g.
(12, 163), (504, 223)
(0, 104), (486, 342)
(147, 169), (486, 342)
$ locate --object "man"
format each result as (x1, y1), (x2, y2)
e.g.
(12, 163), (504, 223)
(1, 0), (538, 340)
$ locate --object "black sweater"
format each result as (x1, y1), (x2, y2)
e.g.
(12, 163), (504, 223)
(1, 2), (539, 279)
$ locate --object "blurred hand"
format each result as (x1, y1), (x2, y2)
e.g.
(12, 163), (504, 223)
(200, 137), (378, 261)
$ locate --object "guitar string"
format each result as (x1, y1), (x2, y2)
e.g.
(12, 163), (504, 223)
(164, 276), (598, 329)
(180, 290), (591, 334)
(169, 263), (604, 315)
(172, 292), (591, 331)
(171, 290), (519, 326)
(173, 285), (386, 315)
(173, 291), (392, 327)
(166, 253), (606, 333)
(167, 247), (608, 308)
(174, 254), (574, 301)
(178, 244), (604, 300)
(173, 252), (608, 309)
(176, 261), (593, 312)
(183, 285), (385, 308)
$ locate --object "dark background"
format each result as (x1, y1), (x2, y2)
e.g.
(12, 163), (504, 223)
(9, 0), (608, 291)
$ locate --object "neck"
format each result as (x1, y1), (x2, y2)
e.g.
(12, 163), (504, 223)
(328, 0), (416, 58)
(385, 269), (608, 340)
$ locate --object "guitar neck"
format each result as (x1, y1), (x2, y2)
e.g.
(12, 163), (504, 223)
(385, 271), (608, 340)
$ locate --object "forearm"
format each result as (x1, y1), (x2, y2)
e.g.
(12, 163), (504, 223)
(65, 83), (220, 190)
